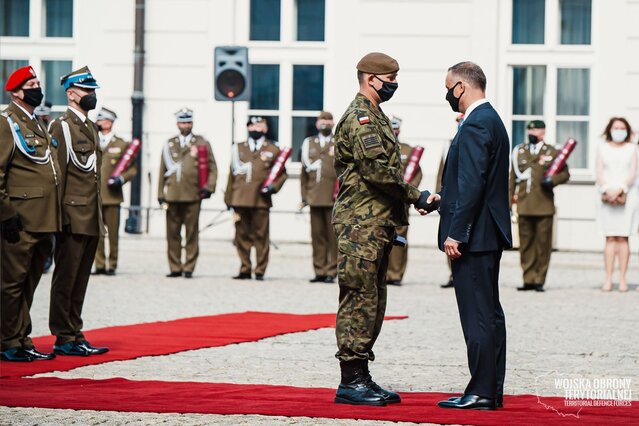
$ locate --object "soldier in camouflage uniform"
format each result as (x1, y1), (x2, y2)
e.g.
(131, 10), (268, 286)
(332, 52), (431, 406)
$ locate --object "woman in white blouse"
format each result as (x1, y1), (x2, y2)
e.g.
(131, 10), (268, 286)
(596, 117), (636, 292)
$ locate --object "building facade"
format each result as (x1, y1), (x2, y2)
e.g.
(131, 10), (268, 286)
(2, 0), (639, 250)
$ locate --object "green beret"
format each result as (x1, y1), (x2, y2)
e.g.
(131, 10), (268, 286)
(527, 120), (546, 129)
(356, 52), (399, 74)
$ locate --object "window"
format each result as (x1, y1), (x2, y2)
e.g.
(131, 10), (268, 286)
(45, 0), (73, 37)
(512, 0), (544, 44)
(296, 0), (325, 41)
(559, 0), (591, 45)
(250, 0), (280, 41)
(43, 60), (72, 105)
(293, 65), (323, 111)
(556, 68), (589, 168)
(0, 0), (30, 37)
(250, 64), (280, 141)
(511, 66), (546, 147)
(0, 59), (29, 104)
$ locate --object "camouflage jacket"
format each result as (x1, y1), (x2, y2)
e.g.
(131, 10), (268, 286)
(332, 93), (421, 227)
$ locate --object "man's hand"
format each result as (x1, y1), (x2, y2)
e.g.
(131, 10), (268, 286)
(199, 188), (212, 199)
(107, 176), (125, 189)
(0, 215), (23, 244)
(540, 176), (554, 191)
(261, 184), (276, 197)
(415, 191), (441, 215)
(444, 237), (462, 260)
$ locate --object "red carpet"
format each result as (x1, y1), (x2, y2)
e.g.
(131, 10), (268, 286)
(1, 377), (636, 425)
(1, 311), (636, 424)
(2, 311), (395, 378)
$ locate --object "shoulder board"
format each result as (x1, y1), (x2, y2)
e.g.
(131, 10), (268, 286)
(0, 112), (7, 118)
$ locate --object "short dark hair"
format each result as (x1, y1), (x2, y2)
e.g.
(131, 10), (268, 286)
(448, 61), (486, 92)
(602, 117), (632, 142)
(357, 71), (365, 84)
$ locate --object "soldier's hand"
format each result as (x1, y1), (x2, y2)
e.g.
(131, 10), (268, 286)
(0, 215), (22, 244)
(415, 190), (440, 214)
(107, 176), (125, 189)
(199, 188), (212, 199)
(541, 176), (554, 191)
(261, 184), (276, 197)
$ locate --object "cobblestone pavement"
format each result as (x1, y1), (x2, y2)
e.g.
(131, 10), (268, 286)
(1, 236), (637, 425)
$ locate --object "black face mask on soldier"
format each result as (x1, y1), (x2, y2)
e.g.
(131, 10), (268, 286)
(22, 87), (44, 108)
(374, 76), (398, 102)
(78, 92), (97, 111)
(319, 124), (332, 136)
(528, 134), (538, 145)
(249, 130), (264, 140)
(446, 81), (463, 113)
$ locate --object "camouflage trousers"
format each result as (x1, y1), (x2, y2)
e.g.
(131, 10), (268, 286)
(334, 223), (395, 363)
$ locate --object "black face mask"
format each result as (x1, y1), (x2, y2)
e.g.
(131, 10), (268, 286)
(445, 81), (463, 113)
(319, 124), (332, 136)
(374, 76), (398, 103)
(249, 130), (264, 140)
(79, 93), (97, 111)
(528, 134), (538, 145)
(22, 87), (44, 108)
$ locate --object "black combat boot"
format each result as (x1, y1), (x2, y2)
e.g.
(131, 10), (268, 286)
(363, 362), (401, 403)
(334, 360), (386, 406)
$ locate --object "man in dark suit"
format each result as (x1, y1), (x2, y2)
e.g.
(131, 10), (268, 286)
(419, 62), (512, 410)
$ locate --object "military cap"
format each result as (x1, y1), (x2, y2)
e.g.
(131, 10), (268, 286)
(247, 116), (266, 126)
(356, 52), (400, 74)
(175, 107), (193, 123)
(317, 111), (333, 121)
(389, 115), (402, 129)
(96, 107), (117, 122)
(61, 66), (100, 91)
(5, 65), (37, 91)
(527, 120), (545, 129)
(34, 103), (52, 117)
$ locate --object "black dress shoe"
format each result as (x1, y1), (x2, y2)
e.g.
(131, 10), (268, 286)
(232, 272), (251, 280)
(53, 342), (89, 356)
(324, 275), (335, 284)
(77, 340), (109, 355)
(106, 269), (116, 276)
(534, 285), (545, 292)
(309, 275), (327, 283)
(23, 347), (56, 360)
(437, 394), (496, 410)
(335, 360), (387, 406)
(441, 279), (454, 288)
(184, 272), (193, 278)
(92, 268), (106, 275)
(255, 274), (264, 281)
(386, 279), (402, 286)
(0, 347), (34, 362)
(517, 283), (537, 291)
(166, 272), (182, 278)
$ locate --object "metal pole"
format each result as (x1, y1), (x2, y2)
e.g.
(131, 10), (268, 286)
(126, 0), (146, 234)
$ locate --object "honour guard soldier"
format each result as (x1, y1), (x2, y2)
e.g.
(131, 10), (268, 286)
(300, 111), (338, 284)
(158, 108), (217, 278)
(332, 53), (432, 406)
(0, 66), (60, 362)
(385, 116), (422, 286)
(509, 120), (570, 292)
(224, 116), (288, 281)
(48, 66), (109, 356)
(93, 108), (138, 276)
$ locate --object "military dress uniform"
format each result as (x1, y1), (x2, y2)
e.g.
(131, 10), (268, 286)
(386, 141), (422, 284)
(158, 124), (217, 277)
(224, 133), (288, 279)
(48, 66), (107, 354)
(95, 110), (138, 274)
(0, 67), (62, 361)
(300, 131), (338, 282)
(509, 127), (569, 291)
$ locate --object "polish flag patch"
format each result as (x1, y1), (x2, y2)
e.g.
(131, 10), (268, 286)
(358, 115), (370, 124)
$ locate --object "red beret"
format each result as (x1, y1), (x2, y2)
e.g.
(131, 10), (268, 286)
(5, 65), (37, 92)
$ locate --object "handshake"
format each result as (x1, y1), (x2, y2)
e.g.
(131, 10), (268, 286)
(414, 190), (440, 215)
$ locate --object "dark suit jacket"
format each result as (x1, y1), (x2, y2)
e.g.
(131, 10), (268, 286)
(438, 102), (512, 252)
